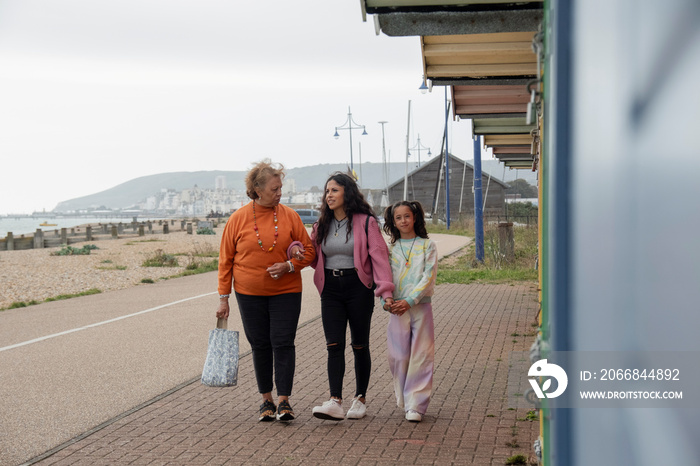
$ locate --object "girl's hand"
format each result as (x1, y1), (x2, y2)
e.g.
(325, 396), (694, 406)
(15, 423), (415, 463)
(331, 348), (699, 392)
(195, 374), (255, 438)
(390, 300), (410, 316)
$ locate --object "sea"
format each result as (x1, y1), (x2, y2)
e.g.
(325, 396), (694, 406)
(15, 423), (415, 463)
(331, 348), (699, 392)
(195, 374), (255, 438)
(0, 216), (169, 238)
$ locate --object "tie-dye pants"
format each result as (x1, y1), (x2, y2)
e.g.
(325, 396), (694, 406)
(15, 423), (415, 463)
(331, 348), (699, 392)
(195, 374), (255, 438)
(387, 302), (434, 415)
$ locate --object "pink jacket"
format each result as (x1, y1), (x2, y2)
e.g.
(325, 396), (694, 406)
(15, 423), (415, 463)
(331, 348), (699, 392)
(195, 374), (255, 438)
(310, 214), (394, 300)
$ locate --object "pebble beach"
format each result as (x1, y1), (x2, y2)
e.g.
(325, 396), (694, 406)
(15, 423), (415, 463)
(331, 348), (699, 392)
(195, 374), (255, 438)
(0, 227), (224, 310)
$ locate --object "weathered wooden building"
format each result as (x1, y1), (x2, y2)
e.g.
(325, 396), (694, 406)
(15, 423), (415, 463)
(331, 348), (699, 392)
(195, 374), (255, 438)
(385, 153), (508, 221)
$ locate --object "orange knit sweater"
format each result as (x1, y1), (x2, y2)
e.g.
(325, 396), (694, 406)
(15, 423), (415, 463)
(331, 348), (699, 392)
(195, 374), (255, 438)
(217, 201), (316, 296)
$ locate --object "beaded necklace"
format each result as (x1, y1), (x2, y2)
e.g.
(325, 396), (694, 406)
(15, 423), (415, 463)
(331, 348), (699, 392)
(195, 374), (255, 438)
(252, 201), (278, 252)
(398, 236), (417, 266)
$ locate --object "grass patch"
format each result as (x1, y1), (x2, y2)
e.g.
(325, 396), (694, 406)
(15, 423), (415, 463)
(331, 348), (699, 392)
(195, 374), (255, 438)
(517, 410), (539, 422)
(426, 219), (474, 237)
(167, 244), (219, 278)
(141, 278), (155, 284)
(2, 289), (102, 310)
(6, 300), (41, 310)
(189, 243), (219, 258)
(172, 258), (218, 278)
(505, 454), (528, 465)
(44, 288), (102, 302)
(51, 244), (99, 256)
(430, 217), (538, 285)
(96, 265), (127, 271)
(174, 243), (219, 259)
(125, 239), (165, 245)
(436, 268), (537, 285)
(142, 249), (179, 267)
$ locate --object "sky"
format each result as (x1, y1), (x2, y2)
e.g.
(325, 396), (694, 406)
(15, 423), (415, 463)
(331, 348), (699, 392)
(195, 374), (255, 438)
(0, 0), (501, 215)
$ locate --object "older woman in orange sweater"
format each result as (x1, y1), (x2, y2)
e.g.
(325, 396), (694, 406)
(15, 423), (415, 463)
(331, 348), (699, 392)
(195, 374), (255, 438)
(217, 159), (315, 422)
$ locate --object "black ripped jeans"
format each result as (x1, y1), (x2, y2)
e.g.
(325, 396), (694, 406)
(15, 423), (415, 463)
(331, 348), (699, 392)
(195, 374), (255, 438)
(320, 269), (375, 400)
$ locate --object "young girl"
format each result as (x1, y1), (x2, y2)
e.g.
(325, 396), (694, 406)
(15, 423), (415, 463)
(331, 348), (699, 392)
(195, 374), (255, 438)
(382, 201), (438, 422)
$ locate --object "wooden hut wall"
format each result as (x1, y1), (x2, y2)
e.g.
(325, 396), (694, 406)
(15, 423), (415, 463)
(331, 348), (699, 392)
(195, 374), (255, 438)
(387, 158), (506, 220)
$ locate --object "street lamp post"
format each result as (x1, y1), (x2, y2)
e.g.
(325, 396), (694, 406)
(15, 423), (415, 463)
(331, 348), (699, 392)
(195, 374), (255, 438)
(378, 121), (389, 200)
(334, 106), (367, 173)
(408, 134), (431, 168)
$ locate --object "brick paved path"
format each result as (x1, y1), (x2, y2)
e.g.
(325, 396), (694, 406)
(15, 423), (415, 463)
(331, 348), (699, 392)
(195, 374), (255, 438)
(31, 283), (539, 466)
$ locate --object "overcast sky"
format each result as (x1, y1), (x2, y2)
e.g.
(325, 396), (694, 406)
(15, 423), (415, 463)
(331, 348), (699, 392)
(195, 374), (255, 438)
(0, 0), (504, 215)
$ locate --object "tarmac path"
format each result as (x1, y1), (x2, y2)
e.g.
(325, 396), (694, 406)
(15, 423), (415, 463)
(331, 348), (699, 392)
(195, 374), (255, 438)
(0, 234), (469, 465)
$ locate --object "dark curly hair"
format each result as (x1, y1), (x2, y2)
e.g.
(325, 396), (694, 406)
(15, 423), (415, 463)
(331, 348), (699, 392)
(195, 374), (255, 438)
(382, 200), (429, 244)
(315, 172), (374, 244)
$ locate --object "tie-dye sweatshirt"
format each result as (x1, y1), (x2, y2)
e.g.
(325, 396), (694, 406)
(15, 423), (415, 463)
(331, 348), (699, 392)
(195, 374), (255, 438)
(388, 237), (438, 307)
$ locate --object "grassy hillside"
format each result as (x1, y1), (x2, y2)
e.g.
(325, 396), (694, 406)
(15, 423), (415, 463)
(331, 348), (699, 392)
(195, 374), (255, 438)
(53, 160), (536, 212)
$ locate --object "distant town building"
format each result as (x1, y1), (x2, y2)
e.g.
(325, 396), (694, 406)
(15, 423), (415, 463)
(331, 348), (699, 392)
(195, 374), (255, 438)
(72, 158), (508, 218)
(283, 178), (296, 195)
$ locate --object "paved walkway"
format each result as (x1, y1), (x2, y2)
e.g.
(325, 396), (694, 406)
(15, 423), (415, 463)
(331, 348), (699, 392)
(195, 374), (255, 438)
(29, 283), (540, 466)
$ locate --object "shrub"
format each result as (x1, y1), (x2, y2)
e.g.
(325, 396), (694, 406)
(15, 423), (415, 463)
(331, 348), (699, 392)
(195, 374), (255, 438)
(191, 243), (219, 258)
(178, 258), (218, 277)
(142, 249), (179, 267)
(505, 454), (528, 465)
(52, 244), (99, 256)
(196, 227), (216, 235)
(505, 201), (538, 219)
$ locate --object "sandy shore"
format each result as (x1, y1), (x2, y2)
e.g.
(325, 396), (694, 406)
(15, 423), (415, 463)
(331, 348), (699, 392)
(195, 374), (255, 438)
(0, 226), (224, 309)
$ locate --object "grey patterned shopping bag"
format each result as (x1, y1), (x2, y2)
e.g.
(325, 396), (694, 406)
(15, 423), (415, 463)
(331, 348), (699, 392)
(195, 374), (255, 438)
(201, 318), (239, 387)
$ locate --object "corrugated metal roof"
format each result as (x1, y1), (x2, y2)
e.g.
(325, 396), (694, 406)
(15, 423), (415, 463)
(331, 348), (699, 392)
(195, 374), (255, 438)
(452, 84), (529, 117)
(421, 32), (537, 81)
(473, 116), (535, 134)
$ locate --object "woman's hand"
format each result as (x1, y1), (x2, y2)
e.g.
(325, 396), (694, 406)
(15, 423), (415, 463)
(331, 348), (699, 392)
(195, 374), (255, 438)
(289, 246), (305, 261)
(390, 299), (410, 316)
(266, 262), (290, 280)
(217, 299), (230, 319)
(383, 297), (395, 311)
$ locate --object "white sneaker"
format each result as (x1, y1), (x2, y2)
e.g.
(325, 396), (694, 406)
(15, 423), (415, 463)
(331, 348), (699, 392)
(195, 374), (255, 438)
(405, 410), (422, 422)
(346, 396), (366, 419)
(312, 398), (344, 421)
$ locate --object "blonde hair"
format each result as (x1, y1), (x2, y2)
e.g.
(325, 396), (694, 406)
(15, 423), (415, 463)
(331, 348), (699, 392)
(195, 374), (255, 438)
(245, 159), (285, 199)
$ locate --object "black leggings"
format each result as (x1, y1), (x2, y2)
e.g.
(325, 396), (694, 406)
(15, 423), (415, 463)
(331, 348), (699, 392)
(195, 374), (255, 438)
(320, 270), (375, 399)
(235, 292), (302, 397)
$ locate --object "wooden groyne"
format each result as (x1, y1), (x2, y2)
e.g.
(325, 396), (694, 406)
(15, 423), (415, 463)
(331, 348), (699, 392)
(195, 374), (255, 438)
(0, 219), (219, 252)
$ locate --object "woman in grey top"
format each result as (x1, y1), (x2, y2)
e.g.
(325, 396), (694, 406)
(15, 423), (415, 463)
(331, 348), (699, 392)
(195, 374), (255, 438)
(308, 172), (394, 421)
